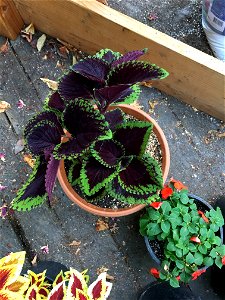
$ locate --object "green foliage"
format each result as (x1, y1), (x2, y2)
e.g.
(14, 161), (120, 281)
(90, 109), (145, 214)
(140, 185), (224, 288)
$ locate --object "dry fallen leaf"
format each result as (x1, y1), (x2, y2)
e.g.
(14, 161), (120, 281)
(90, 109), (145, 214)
(148, 100), (158, 113)
(97, 266), (114, 281)
(0, 39), (9, 54)
(31, 254), (37, 266)
(37, 34), (46, 52)
(96, 0), (108, 4)
(218, 132), (225, 138)
(0, 100), (11, 113)
(15, 139), (25, 155)
(57, 39), (78, 52)
(23, 154), (35, 168)
(72, 56), (77, 65)
(67, 240), (81, 247)
(40, 78), (58, 90)
(95, 218), (109, 231)
(58, 46), (69, 58)
(141, 81), (152, 87)
(130, 100), (143, 110)
(22, 23), (35, 35)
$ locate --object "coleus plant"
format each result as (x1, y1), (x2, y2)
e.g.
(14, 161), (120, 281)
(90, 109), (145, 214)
(0, 251), (112, 300)
(11, 48), (169, 211)
(139, 179), (225, 288)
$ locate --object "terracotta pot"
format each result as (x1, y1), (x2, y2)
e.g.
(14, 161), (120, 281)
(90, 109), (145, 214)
(57, 104), (170, 217)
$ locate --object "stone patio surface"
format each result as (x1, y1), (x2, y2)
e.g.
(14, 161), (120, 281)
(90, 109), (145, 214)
(0, 1), (224, 299)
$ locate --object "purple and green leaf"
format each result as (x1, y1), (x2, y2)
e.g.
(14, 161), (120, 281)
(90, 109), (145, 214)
(114, 120), (153, 157)
(72, 57), (109, 83)
(58, 71), (96, 101)
(94, 48), (121, 64)
(80, 156), (120, 196)
(11, 157), (47, 211)
(94, 84), (132, 112)
(112, 48), (147, 67)
(63, 98), (111, 144)
(45, 154), (60, 201)
(107, 61), (169, 86)
(90, 140), (125, 168)
(26, 121), (62, 155)
(118, 155), (163, 195)
(104, 108), (125, 131)
(44, 91), (65, 113)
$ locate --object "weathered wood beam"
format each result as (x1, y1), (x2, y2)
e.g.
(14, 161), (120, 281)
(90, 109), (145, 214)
(0, 0), (23, 39)
(12, 0), (225, 120)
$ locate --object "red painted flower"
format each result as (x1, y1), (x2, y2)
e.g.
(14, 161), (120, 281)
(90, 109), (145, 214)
(176, 275), (181, 281)
(150, 268), (160, 278)
(198, 211), (209, 223)
(170, 178), (187, 190)
(190, 236), (201, 244)
(222, 256), (225, 265)
(161, 186), (173, 199)
(192, 269), (206, 280)
(150, 202), (163, 210)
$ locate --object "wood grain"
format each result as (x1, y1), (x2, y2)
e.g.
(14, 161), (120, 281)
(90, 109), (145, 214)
(0, 0), (23, 39)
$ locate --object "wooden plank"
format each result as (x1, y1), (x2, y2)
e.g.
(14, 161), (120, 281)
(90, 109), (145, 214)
(11, 0), (225, 121)
(0, 0), (23, 39)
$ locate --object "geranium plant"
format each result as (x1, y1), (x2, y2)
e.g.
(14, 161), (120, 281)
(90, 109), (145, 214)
(139, 179), (225, 288)
(11, 48), (169, 211)
(0, 251), (112, 299)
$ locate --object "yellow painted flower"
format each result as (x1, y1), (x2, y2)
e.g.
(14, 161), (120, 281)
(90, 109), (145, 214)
(0, 251), (30, 300)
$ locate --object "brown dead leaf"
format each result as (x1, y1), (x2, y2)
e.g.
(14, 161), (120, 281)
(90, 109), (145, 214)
(130, 100), (143, 110)
(67, 240), (81, 247)
(148, 100), (158, 113)
(57, 39), (78, 52)
(140, 81), (152, 87)
(0, 39), (9, 54)
(0, 100), (11, 113)
(31, 254), (37, 266)
(23, 154), (35, 168)
(58, 46), (69, 58)
(21, 33), (33, 43)
(37, 34), (46, 52)
(218, 132), (225, 138)
(97, 266), (114, 281)
(95, 218), (109, 231)
(40, 78), (58, 90)
(96, 0), (108, 4)
(97, 266), (108, 275)
(22, 23), (35, 35)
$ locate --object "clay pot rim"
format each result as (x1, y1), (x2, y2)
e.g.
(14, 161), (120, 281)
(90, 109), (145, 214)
(57, 104), (170, 217)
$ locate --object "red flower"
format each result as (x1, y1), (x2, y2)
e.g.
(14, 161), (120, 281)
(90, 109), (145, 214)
(150, 202), (163, 210)
(198, 211), (209, 223)
(176, 275), (181, 281)
(161, 186), (173, 199)
(170, 178), (187, 191)
(222, 256), (225, 265)
(150, 268), (160, 278)
(192, 269), (206, 280)
(190, 236), (201, 244)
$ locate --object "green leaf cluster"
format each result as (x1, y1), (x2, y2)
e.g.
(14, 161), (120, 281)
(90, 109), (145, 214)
(139, 189), (225, 287)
